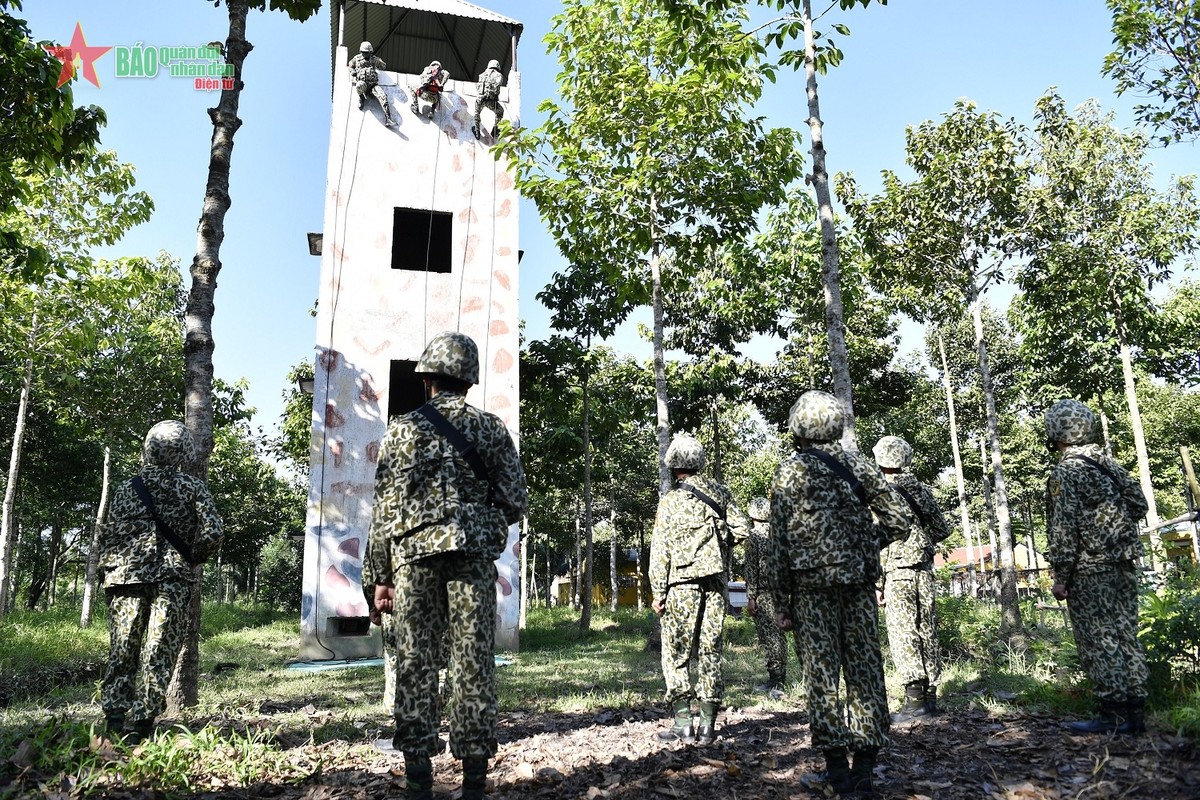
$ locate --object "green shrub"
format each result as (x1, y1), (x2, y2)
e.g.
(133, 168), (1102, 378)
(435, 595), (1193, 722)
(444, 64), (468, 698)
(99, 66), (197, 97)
(1139, 564), (1200, 696)
(256, 532), (303, 612)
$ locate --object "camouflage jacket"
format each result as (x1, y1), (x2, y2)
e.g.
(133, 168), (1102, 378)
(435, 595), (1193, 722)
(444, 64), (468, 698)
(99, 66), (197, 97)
(881, 473), (950, 573)
(1046, 443), (1147, 586)
(767, 442), (911, 606)
(100, 466), (223, 587)
(744, 519), (771, 597)
(366, 391), (528, 576)
(348, 53), (385, 85)
(649, 474), (750, 602)
(477, 69), (502, 100)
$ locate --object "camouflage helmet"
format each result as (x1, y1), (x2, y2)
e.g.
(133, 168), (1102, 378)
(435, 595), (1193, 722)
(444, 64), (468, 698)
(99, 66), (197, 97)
(873, 435), (913, 469)
(142, 420), (196, 469)
(748, 496), (770, 521)
(1045, 399), (1096, 445)
(665, 434), (705, 471)
(788, 390), (844, 442)
(487, 59), (500, 71)
(359, 41), (373, 53)
(415, 331), (479, 384)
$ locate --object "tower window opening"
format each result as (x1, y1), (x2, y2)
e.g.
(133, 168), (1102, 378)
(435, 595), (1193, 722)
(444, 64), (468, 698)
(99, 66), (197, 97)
(389, 359), (426, 419)
(392, 207), (452, 273)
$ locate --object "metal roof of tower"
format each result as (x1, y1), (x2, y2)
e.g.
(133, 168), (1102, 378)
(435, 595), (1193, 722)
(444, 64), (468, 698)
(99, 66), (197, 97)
(331, 0), (523, 84)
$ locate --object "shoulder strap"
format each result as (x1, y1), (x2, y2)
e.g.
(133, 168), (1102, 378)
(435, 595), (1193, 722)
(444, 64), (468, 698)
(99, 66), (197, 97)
(682, 483), (726, 521)
(1065, 454), (1122, 491)
(802, 448), (868, 507)
(892, 484), (929, 530)
(131, 476), (196, 566)
(415, 403), (496, 506)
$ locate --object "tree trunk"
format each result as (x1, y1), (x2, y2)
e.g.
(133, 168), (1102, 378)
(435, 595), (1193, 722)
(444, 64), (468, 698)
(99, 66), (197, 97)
(979, 437), (1000, 574)
(0, 325), (36, 620)
(172, 0), (252, 712)
(573, 512), (581, 609)
(48, 520), (63, 607)
(801, 0), (856, 451)
(969, 285), (1023, 638)
(580, 355), (595, 634)
(637, 521), (645, 611)
(81, 445), (112, 627)
(650, 235), (672, 494)
(1097, 398), (1114, 458)
(710, 397), (723, 482)
(1113, 299), (1163, 560)
(519, 517), (528, 629)
(609, 513), (618, 614)
(936, 327), (977, 592)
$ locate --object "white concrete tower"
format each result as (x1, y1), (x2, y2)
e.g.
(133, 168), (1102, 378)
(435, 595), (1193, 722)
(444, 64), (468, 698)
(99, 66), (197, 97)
(301, 0), (523, 660)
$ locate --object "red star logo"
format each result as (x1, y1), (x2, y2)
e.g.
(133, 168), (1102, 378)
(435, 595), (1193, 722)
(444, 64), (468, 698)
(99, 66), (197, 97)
(44, 22), (112, 88)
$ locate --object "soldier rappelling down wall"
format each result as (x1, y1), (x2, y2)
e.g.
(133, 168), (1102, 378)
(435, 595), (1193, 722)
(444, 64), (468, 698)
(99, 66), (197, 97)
(348, 41), (394, 127)
(411, 60), (450, 118)
(472, 59), (505, 140)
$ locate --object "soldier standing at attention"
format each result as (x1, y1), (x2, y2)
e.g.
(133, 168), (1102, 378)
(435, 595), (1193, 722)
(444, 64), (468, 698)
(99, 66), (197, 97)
(366, 331), (528, 800)
(348, 41), (394, 126)
(744, 496), (788, 695)
(99, 421), (223, 743)
(872, 435), (950, 722)
(650, 434), (750, 745)
(472, 59), (505, 140)
(768, 391), (911, 796)
(1045, 399), (1149, 735)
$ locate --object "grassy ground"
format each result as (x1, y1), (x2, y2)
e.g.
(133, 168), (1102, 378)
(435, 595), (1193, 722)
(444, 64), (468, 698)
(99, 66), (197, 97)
(0, 597), (1196, 797)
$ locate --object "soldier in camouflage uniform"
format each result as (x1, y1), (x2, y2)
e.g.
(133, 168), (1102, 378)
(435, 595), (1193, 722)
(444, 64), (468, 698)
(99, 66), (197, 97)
(472, 59), (505, 140)
(411, 60), (450, 118)
(872, 435), (950, 723)
(348, 41), (394, 126)
(768, 391), (911, 796)
(99, 421), (223, 744)
(1044, 399), (1149, 735)
(650, 434), (750, 745)
(744, 496), (787, 695)
(365, 331), (528, 800)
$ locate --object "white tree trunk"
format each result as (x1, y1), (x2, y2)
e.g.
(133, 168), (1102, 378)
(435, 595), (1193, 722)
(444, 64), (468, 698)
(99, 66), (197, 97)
(519, 517), (528, 629)
(650, 236), (672, 494)
(802, 0), (857, 451)
(0, 328), (36, 619)
(1114, 305), (1162, 560)
(970, 287), (1022, 635)
(936, 328), (977, 591)
(80, 445), (113, 628)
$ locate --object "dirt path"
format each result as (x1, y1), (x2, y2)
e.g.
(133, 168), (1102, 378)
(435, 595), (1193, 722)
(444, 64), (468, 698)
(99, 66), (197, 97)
(272, 706), (1200, 800)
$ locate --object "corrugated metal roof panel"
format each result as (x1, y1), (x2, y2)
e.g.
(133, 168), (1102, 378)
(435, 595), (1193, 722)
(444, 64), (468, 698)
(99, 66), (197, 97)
(330, 0), (523, 86)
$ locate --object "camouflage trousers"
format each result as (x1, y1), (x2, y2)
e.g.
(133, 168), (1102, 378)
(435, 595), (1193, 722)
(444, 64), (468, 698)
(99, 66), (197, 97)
(749, 591), (787, 682)
(1068, 561), (1148, 703)
(789, 582), (889, 751)
(390, 551), (497, 759)
(102, 580), (191, 725)
(661, 575), (726, 705)
(383, 608), (450, 711)
(355, 81), (392, 122)
(883, 566), (941, 686)
(473, 97), (504, 130)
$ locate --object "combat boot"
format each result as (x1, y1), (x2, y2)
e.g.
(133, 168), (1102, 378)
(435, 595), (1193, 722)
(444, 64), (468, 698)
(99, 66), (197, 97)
(850, 746), (878, 794)
(754, 669), (786, 694)
(103, 714), (125, 738)
(656, 699), (694, 743)
(462, 756), (488, 800)
(1116, 697), (1146, 735)
(123, 719), (154, 745)
(403, 753), (433, 800)
(891, 680), (929, 723)
(696, 701), (718, 745)
(924, 682), (939, 715)
(800, 748), (851, 795)
(1067, 698), (1125, 733)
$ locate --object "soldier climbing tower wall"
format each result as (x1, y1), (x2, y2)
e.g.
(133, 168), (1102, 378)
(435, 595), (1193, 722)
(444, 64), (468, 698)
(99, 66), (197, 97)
(300, 0), (523, 660)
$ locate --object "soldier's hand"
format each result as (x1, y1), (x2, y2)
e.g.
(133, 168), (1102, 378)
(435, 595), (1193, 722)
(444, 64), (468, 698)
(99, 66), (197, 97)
(746, 596), (758, 616)
(374, 584), (396, 613)
(652, 598), (665, 616)
(1051, 582), (1068, 601)
(776, 612), (793, 631)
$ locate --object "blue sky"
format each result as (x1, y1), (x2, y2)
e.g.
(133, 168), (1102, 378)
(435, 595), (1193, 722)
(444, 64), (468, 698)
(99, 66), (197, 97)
(23, 1), (1199, 437)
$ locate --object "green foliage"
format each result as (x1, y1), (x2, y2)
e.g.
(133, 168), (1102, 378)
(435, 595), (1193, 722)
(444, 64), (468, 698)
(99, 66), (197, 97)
(1139, 566), (1200, 694)
(256, 532), (302, 612)
(1102, 0), (1200, 144)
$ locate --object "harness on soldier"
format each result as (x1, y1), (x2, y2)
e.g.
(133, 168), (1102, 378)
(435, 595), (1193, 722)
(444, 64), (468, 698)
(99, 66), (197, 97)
(802, 448), (868, 507)
(893, 484), (928, 530)
(131, 476), (199, 566)
(682, 484), (726, 521)
(681, 482), (733, 576)
(415, 404), (496, 506)
(1065, 454), (1121, 490)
